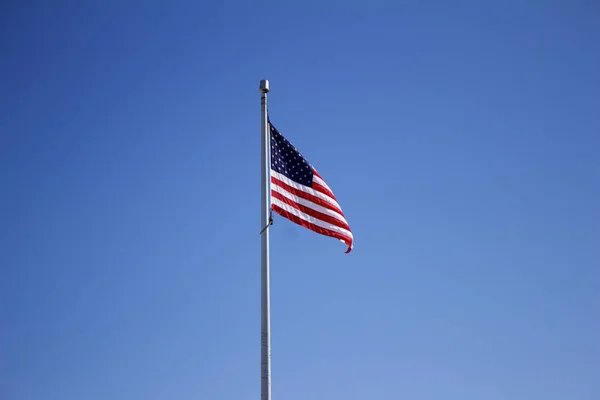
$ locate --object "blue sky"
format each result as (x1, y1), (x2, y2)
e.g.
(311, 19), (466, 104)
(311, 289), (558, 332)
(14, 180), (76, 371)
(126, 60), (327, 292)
(1, 1), (598, 399)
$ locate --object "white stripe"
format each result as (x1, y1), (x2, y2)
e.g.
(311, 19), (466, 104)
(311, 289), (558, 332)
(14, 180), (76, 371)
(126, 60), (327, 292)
(312, 174), (332, 193)
(271, 184), (348, 226)
(270, 169), (340, 210)
(272, 197), (354, 240)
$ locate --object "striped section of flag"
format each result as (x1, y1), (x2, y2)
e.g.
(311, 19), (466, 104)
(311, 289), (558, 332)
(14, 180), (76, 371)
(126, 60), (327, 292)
(269, 120), (353, 253)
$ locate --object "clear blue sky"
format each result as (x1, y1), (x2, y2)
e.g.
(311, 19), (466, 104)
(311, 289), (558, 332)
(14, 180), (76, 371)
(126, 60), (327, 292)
(1, 1), (598, 399)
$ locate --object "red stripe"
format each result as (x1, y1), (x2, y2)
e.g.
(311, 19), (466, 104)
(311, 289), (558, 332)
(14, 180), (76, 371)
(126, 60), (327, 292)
(310, 169), (339, 200)
(312, 181), (338, 201)
(271, 204), (353, 253)
(271, 190), (351, 231)
(271, 176), (343, 215)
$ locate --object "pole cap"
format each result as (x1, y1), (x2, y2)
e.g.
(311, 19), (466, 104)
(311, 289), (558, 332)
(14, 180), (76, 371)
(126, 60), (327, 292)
(259, 80), (270, 93)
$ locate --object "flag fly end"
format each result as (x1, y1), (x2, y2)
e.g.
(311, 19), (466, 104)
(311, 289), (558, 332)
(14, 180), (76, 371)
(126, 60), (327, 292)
(342, 240), (353, 254)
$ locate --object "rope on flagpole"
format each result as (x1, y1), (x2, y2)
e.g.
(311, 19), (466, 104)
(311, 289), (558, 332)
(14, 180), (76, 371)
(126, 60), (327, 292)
(260, 211), (273, 234)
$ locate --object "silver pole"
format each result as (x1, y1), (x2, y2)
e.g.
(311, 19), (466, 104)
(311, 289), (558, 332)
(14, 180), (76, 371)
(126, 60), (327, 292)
(259, 79), (271, 400)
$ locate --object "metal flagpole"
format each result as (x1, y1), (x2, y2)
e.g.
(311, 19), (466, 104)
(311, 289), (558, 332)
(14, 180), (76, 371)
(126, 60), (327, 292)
(259, 79), (272, 400)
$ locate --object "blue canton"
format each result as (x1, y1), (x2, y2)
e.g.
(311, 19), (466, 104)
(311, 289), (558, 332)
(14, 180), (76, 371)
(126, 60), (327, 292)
(270, 123), (314, 186)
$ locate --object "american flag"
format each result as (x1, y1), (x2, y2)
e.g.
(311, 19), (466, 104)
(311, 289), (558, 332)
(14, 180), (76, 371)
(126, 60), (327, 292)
(269, 120), (353, 253)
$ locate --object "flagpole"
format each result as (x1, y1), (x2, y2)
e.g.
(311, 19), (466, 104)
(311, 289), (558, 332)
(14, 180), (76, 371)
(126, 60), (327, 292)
(259, 79), (272, 400)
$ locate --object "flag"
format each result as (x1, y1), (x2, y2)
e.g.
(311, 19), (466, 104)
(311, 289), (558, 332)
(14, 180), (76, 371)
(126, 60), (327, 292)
(269, 120), (354, 253)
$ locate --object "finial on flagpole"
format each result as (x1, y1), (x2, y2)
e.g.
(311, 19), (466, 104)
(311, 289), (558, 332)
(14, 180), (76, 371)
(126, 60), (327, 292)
(259, 79), (270, 93)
